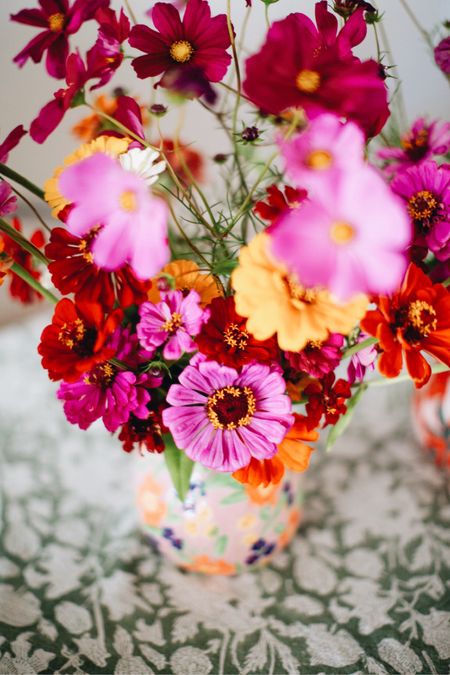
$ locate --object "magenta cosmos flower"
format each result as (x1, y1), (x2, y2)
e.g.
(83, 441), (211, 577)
(58, 152), (169, 280)
(435, 36), (450, 74)
(269, 166), (411, 301)
(378, 118), (450, 176)
(162, 360), (294, 472)
(137, 290), (205, 360)
(347, 331), (377, 384)
(11, 0), (108, 79)
(285, 333), (344, 379)
(244, 2), (389, 138)
(129, 0), (231, 86)
(391, 161), (450, 262)
(0, 181), (17, 217)
(279, 113), (365, 195)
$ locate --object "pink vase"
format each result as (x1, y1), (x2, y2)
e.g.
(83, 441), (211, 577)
(134, 452), (304, 575)
(412, 371), (450, 467)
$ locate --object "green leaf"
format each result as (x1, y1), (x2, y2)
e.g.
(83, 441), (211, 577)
(215, 534), (228, 556)
(212, 258), (238, 275)
(220, 490), (246, 505)
(326, 383), (368, 452)
(163, 433), (195, 502)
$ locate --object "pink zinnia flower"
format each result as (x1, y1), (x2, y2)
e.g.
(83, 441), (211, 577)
(244, 2), (389, 138)
(11, 0), (108, 79)
(285, 333), (344, 379)
(129, 0), (231, 87)
(347, 331), (377, 384)
(279, 113), (365, 195)
(137, 290), (205, 360)
(435, 36), (450, 75)
(58, 153), (169, 280)
(269, 166), (411, 301)
(58, 364), (151, 432)
(378, 118), (450, 176)
(162, 360), (294, 472)
(0, 181), (17, 217)
(391, 161), (450, 262)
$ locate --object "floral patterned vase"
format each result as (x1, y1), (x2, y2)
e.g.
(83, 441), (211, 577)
(412, 371), (450, 467)
(134, 452), (304, 575)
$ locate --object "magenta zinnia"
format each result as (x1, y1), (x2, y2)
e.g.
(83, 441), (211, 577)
(129, 0), (231, 86)
(162, 360), (294, 472)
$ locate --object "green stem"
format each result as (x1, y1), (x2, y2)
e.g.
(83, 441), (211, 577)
(368, 362), (449, 388)
(10, 262), (58, 304)
(11, 186), (52, 233)
(264, 3), (270, 29)
(398, 0), (434, 50)
(0, 163), (45, 201)
(342, 336), (378, 360)
(0, 218), (49, 265)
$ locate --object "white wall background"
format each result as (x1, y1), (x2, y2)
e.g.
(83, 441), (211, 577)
(1, 0), (449, 187)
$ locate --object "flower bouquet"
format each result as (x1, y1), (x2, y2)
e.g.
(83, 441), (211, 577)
(1, 0), (449, 573)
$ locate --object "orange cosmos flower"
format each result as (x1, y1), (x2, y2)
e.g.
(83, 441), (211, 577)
(233, 414), (319, 488)
(44, 136), (130, 218)
(148, 259), (222, 307)
(361, 263), (450, 388)
(231, 233), (368, 352)
(72, 94), (150, 143)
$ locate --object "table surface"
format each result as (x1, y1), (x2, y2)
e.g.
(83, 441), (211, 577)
(1, 315), (449, 675)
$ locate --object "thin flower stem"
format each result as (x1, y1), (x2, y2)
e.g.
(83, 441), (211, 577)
(368, 362), (449, 387)
(167, 200), (214, 274)
(11, 186), (52, 233)
(264, 3), (270, 29)
(0, 163), (45, 201)
(398, 0), (434, 50)
(342, 336), (378, 359)
(10, 261), (58, 304)
(443, 277), (450, 287)
(219, 82), (251, 103)
(378, 20), (408, 128)
(226, 0), (242, 137)
(0, 217), (49, 265)
(123, 0), (137, 25)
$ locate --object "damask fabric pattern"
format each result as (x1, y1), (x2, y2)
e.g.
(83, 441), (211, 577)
(0, 316), (450, 675)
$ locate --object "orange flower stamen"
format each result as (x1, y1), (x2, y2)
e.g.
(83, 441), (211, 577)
(296, 69), (320, 93)
(223, 322), (249, 351)
(407, 300), (437, 338)
(48, 12), (64, 32)
(170, 40), (194, 63)
(207, 385), (256, 430)
(162, 312), (183, 334)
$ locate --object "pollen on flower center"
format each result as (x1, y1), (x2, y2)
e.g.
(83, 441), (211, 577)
(305, 149), (333, 170)
(120, 190), (138, 212)
(330, 221), (355, 244)
(169, 40), (194, 63)
(162, 312), (183, 334)
(48, 12), (65, 32)
(78, 238), (94, 263)
(287, 275), (317, 303)
(407, 300), (437, 337)
(407, 190), (439, 228)
(295, 69), (321, 93)
(85, 362), (116, 387)
(58, 318), (86, 349)
(207, 385), (256, 430)
(223, 322), (249, 351)
(401, 129), (429, 161)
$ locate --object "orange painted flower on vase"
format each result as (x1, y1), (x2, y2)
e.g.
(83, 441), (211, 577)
(137, 474), (167, 527)
(181, 555), (236, 576)
(278, 508), (301, 549)
(361, 263), (450, 388)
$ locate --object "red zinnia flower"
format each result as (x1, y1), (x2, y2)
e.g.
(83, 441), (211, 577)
(244, 1), (389, 138)
(38, 298), (122, 382)
(118, 406), (167, 454)
(254, 184), (307, 225)
(46, 227), (151, 311)
(129, 0), (231, 86)
(1, 217), (45, 304)
(195, 295), (279, 368)
(361, 264), (450, 388)
(304, 372), (352, 427)
(11, 0), (108, 79)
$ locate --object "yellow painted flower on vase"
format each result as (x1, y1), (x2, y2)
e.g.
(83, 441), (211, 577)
(44, 136), (131, 217)
(231, 233), (368, 352)
(148, 259), (222, 307)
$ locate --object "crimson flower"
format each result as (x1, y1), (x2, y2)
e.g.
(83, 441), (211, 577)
(0, 126), (27, 163)
(38, 298), (122, 382)
(46, 227), (151, 311)
(11, 0), (109, 79)
(1, 217), (45, 304)
(304, 373), (352, 427)
(195, 295), (279, 368)
(86, 7), (130, 90)
(118, 406), (167, 454)
(244, 1), (389, 138)
(129, 0), (231, 87)
(254, 184), (307, 225)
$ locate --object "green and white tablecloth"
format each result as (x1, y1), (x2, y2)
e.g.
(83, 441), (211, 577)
(1, 315), (449, 674)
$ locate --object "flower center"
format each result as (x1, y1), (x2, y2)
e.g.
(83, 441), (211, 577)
(407, 190), (439, 230)
(120, 190), (137, 212)
(223, 322), (249, 351)
(162, 312), (183, 334)
(48, 12), (65, 32)
(78, 238), (94, 264)
(207, 385), (256, 430)
(296, 69), (321, 93)
(85, 362), (116, 387)
(407, 300), (437, 338)
(330, 221), (355, 244)
(169, 40), (194, 63)
(401, 128), (429, 161)
(58, 319), (97, 354)
(287, 276), (318, 303)
(307, 339), (323, 350)
(305, 149), (333, 170)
